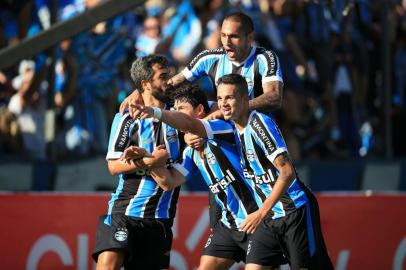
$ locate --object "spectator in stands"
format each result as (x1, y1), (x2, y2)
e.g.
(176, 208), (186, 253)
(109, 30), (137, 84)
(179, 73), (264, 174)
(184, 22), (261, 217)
(161, 0), (202, 64)
(135, 16), (162, 57)
(71, 0), (132, 155)
(7, 59), (48, 160)
(0, 106), (22, 156)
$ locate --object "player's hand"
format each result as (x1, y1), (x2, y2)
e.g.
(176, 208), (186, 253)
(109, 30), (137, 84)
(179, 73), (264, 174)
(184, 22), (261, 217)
(119, 90), (144, 116)
(130, 104), (155, 120)
(150, 145), (169, 168)
(121, 146), (147, 163)
(167, 73), (185, 87)
(205, 109), (224, 120)
(240, 210), (266, 234)
(184, 133), (206, 149)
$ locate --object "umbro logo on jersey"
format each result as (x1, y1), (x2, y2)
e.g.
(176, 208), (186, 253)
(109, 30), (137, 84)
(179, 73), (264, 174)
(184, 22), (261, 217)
(204, 234), (213, 248)
(245, 78), (254, 89)
(166, 129), (178, 143)
(143, 138), (153, 145)
(207, 153), (216, 165)
(246, 149), (255, 161)
(247, 240), (252, 255)
(114, 227), (128, 242)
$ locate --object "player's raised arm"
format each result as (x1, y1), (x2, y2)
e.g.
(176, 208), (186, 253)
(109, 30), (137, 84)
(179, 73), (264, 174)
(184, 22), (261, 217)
(167, 72), (186, 87)
(248, 80), (283, 112)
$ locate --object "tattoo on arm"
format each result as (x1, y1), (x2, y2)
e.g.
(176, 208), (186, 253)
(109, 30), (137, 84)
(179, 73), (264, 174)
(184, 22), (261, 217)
(275, 152), (289, 167)
(249, 82), (282, 112)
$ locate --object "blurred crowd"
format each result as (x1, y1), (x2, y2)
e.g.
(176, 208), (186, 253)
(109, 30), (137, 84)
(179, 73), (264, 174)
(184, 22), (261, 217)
(0, 0), (406, 162)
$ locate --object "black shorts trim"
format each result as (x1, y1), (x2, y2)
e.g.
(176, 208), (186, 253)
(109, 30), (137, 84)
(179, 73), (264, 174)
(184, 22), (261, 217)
(247, 195), (333, 270)
(202, 222), (249, 263)
(92, 214), (173, 269)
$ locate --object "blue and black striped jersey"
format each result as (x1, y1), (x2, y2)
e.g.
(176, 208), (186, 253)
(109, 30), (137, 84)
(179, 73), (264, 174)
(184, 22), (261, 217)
(105, 112), (184, 225)
(182, 46), (283, 99)
(201, 114), (308, 219)
(234, 111), (308, 219)
(173, 134), (259, 230)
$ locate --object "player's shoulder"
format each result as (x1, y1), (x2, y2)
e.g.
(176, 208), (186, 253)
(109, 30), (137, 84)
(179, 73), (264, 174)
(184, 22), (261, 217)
(208, 118), (234, 128)
(113, 111), (132, 122)
(183, 145), (195, 156)
(248, 110), (275, 126)
(189, 48), (226, 64)
(254, 46), (278, 59)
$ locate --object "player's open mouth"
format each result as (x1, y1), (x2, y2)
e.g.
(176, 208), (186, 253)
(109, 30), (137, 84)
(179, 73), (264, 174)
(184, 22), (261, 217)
(222, 108), (231, 116)
(225, 48), (236, 57)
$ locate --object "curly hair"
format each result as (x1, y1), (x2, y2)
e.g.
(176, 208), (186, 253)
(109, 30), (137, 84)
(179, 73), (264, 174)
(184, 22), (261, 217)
(129, 54), (168, 92)
(171, 82), (210, 114)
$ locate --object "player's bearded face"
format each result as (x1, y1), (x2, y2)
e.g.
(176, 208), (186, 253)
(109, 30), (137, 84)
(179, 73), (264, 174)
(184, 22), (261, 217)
(150, 64), (171, 103)
(151, 84), (171, 103)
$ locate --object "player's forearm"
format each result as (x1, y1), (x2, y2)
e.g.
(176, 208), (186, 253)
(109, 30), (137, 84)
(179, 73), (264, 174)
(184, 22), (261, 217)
(151, 167), (185, 191)
(168, 72), (186, 86)
(249, 82), (283, 112)
(161, 110), (207, 137)
(107, 157), (155, 175)
(258, 173), (294, 217)
(249, 90), (282, 112)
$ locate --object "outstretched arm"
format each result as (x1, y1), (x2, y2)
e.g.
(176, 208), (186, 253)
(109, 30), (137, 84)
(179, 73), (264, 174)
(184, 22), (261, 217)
(133, 104), (208, 138)
(249, 81), (283, 112)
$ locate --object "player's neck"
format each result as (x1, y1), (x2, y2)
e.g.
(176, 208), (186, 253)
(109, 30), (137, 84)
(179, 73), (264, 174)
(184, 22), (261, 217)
(234, 110), (249, 132)
(233, 46), (253, 65)
(142, 93), (165, 108)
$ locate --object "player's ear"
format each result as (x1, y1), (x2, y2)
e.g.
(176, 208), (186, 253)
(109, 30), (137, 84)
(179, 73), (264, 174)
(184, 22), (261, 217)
(196, 104), (205, 117)
(141, 79), (150, 92)
(248, 31), (254, 42)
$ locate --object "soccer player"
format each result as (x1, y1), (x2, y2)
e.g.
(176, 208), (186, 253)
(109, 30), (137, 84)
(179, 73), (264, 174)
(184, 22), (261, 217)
(92, 55), (184, 270)
(135, 82), (285, 270)
(133, 74), (333, 270)
(121, 11), (284, 116)
(169, 11), (283, 113)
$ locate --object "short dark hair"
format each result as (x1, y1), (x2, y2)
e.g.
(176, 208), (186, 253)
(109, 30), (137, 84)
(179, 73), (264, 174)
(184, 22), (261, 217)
(171, 82), (210, 114)
(217, 74), (248, 97)
(130, 54), (168, 92)
(222, 12), (254, 34)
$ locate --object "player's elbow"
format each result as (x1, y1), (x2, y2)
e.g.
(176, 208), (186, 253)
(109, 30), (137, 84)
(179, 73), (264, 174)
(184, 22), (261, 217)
(107, 163), (120, 175)
(282, 165), (296, 183)
(160, 184), (173, 192)
(159, 180), (177, 191)
(268, 92), (282, 110)
(160, 179), (183, 191)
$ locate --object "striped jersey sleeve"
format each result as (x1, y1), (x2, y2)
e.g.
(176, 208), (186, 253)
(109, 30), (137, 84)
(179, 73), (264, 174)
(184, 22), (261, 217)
(200, 119), (235, 143)
(256, 48), (283, 83)
(172, 146), (197, 181)
(106, 113), (136, 160)
(249, 111), (287, 163)
(182, 48), (225, 82)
